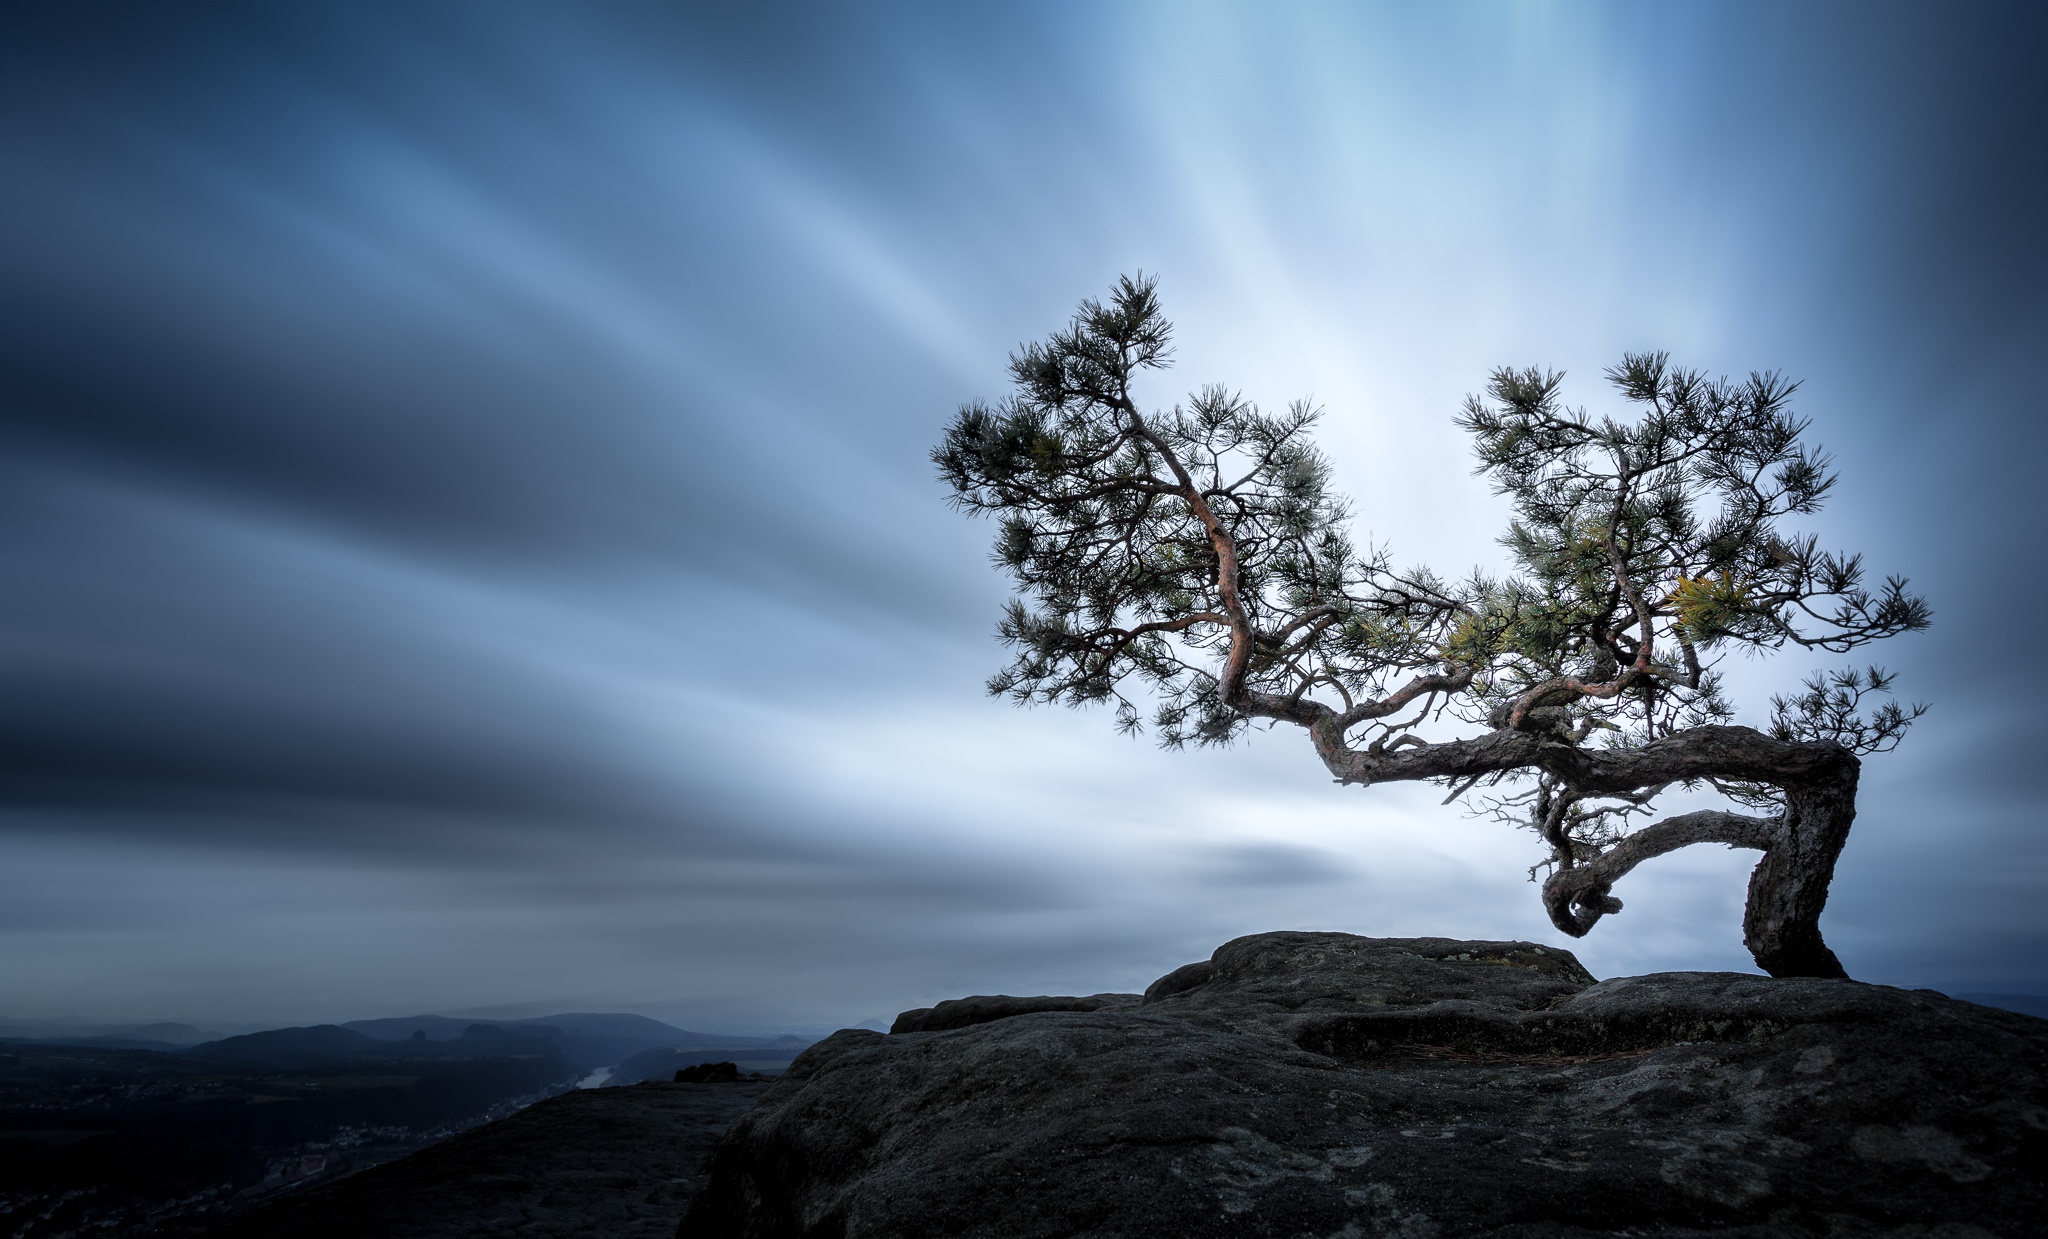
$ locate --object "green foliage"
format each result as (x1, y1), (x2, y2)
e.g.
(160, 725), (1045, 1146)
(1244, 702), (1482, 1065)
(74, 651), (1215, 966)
(937, 278), (1929, 772)
(1769, 665), (1928, 755)
(937, 275), (1461, 746)
(1450, 353), (1930, 748)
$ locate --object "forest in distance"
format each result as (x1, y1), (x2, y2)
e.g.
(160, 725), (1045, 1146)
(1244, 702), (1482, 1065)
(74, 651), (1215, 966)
(0, 1013), (808, 1239)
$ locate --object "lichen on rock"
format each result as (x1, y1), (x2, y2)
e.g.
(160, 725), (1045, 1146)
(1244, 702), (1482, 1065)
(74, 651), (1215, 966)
(681, 931), (2047, 1238)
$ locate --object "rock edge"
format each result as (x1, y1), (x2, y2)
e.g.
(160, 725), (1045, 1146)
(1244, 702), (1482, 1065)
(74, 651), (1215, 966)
(682, 931), (2047, 1238)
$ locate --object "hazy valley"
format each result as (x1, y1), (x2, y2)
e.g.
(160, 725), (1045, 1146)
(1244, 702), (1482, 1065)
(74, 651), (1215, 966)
(0, 1011), (809, 1239)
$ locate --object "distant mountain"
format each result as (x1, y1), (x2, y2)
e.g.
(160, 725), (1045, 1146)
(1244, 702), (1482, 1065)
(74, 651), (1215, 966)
(188, 1022), (574, 1071)
(339, 1011), (801, 1072)
(25, 1035), (187, 1052)
(186, 1024), (384, 1069)
(506, 1012), (697, 1043)
(502, 1014), (731, 1071)
(122, 1021), (212, 1044)
(349, 1011), (758, 1046)
(140, 1011), (817, 1076)
(341, 1015), (484, 1042)
(0, 1018), (213, 1047)
(1954, 992), (2048, 1019)
(4, 1008), (816, 1079)
(366, 1023), (568, 1060)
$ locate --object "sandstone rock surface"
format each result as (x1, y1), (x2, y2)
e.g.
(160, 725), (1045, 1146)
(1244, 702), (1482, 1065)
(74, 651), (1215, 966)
(681, 932), (2048, 1238)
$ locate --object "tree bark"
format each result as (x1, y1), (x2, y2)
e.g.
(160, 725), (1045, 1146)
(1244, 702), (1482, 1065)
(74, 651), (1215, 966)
(1742, 758), (1859, 979)
(1534, 785), (1859, 980)
(1295, 719), (1867, 979)
(1542, 809), (1780, 937)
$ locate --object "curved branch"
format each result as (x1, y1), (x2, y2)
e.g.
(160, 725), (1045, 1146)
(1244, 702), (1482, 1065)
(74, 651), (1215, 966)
(1334, 667), (1477, 732)
(1113, 403), (1259, 702)
(1268, 604), (1344, 646)
(1505, 667), (1644, 729)
(1541, 809), (1780, 936)
(1308, 723), (1854, 796)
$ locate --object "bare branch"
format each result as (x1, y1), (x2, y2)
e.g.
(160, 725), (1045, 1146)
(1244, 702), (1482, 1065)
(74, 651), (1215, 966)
(1541, 809), (1779, 936)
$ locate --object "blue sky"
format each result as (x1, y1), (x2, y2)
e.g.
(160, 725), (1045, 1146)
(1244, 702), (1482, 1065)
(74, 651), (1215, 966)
(1, 1), (2042, 1031)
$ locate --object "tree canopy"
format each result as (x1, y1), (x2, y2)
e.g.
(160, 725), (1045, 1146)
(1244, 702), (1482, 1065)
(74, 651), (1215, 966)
(937, 275), (1929, 978)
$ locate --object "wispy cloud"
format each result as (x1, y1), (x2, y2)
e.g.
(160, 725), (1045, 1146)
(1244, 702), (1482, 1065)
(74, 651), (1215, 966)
(1, 0), (2041, 1024)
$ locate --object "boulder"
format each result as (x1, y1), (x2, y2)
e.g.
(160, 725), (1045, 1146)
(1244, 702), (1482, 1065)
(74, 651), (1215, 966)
(889, 992), (1140, 1034)
(680, 932), (2048, 1237)
(677, 1061), (744, 1083)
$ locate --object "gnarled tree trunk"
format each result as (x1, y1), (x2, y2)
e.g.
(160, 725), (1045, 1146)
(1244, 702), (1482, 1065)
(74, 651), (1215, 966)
(1743, 758), (1859, 979)
(1531, 739), (1860, 980)
(1310, 724), (1864, 980)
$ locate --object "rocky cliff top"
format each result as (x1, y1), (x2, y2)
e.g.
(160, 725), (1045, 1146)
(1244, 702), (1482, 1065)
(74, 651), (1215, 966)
(684, 931), (2048, 1238)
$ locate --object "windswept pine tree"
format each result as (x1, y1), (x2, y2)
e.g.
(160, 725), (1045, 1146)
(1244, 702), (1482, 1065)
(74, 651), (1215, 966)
(936, 276), (1929, 978)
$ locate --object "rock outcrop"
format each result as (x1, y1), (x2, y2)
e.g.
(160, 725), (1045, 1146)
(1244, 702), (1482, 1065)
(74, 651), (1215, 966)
(681, 932), (2047, 1237)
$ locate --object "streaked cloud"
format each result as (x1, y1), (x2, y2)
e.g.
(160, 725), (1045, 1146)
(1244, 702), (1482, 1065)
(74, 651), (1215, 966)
(0, 0), (2040, 1027)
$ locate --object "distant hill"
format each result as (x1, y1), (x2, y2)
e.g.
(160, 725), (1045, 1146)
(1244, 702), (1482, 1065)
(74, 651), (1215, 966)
(502, 1014), (739, 1072)
(339, 1011), (806, 1073)
(341, 1015), (479, 1042)
(30, 1034), (188, 1052)
(186, 1024), (385, 1069)
(347, 1011), (764, 1047)
(190, 1022), (576, 1070)
(1954, 992), (2048, 1019)
(370, 1023), (568, 1060)
(0, 1017), (213, 1048)
(4, 1009), (810, 1072)
(55, 1011), (818, 1076)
